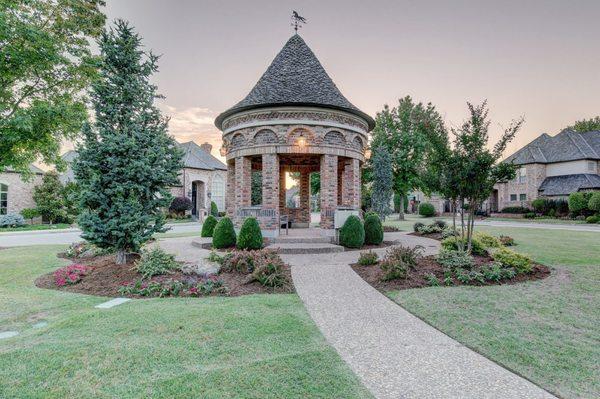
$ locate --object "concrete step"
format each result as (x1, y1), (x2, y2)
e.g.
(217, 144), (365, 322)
(265, 243), (344, 254)
(269, 236), (333, 244)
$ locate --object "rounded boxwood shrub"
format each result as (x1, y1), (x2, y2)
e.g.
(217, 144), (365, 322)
(201, 215), (218, 237)
(169, 196), (192, 216)
(364, 213), (383, 245)
(210, 201), (219, 217)
(212, 217), (237, 249)
(237, 217), (263, 250)
(339, 215), (365, 248)
(588, 191), (600, 214)
(586, 215), (600, 224)
(418, 202), (435, 217)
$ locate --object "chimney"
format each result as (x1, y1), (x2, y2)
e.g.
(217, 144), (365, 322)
(200, 142), (213, 154)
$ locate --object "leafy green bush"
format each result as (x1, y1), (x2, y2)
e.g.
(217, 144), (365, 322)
(425, 273), (440, 287)
(201, 215), (218, 237)
(237, 217), (263, 250)
(436, 248), (474, 270)
(413, 222), (425, 232)
(416, 223), (442, 234)
(441, 227), (459, 239)
(418, 202), (435, 217)
(0, 213), (26, 228)
(358, 250), (379, 266)
(212, 217), (237, 249)
(210, 201), (219, 217)
(491, 247), (532, 274)
(473, 232), (501, 248)
(20, 208), (40, 224)
(568, 192), (590, 216)
(250, 259), (288, 287)
(588, 192), (600, 214)
(585, 215), (600, 224)
(500, 206), (531, 214)
(339, 215), (365, 248)
(455, 268), (485, 284)
(379, 245), (421, 281)
(433, 220), (446, 229)
(498, 235), (515, 246)
(135, 247), (179, 279)
(531, 198), (545, 213)
(524, 212), (536, 219)
(364, 213), (383, 245)
(169, 196), (192, 216)
(441, 236), (487, 256)
(480, 263), (516, 282)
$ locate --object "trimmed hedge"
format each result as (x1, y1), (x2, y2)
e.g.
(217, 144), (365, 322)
(364, 213), (383, 245)
(588, 192), (600, 213)
(201, 215), (218, 237)
(210, 201), (219, 217)
(339, 215), (365, 248)
(418, 202), (435, 217)
(237, 217), (263, 250)
(212, 217), (237, 249)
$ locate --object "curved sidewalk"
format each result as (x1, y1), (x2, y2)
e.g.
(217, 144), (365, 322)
(289, 233), (556, 399)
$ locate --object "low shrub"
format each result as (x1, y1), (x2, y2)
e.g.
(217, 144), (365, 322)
(473, 232), (501, 248)
(432, 220), (447, 229)
(441, 236), (487, 256)
(358, 250), (379, 266)
(498, 235), (515, 246)
(364, 213), (383, 245)
(136, 247), (179, 279)
(119, 277), (227, 297)
(500, 206), (531, 214)
(436, 248), (474, 270)
(169, 196), (192, 216)
(63, 241), (111, 258)
(524, 212), (536, 219)
(480, 263), (516, 282)
(54, 264), (89, 287)
(250, 260), (287, 287)
(417, 223), (442, 234)
(418, 202), (435, 217)
(201, 215), (218, 237)
(455, 268), (485, 284)
(425, 273), (440, 287)
(380, 245), (422, 281)
(20, 208), (40, 224)
(210, 201), (219, 217)
(0, 213), (26, 228)
(413, 222), (425, 232)
(379, 259), (409, 281)
(237, 217), (263, 250)
(212, 217), (236, 249)
(568, 192), (590, 216)
(588, 192), (600, 213)
(339, 215), (365, 248)
(221, 249), (288, 287)
(585, 215), (600, 224)
(491, 247), (532, 274)
(441, 227), (459, 239)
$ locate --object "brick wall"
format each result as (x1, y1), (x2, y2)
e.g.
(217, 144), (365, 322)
(0, 172), (42, 215)
(320, 154), (338, 228)
(496, 163), (546, 209)
(260, 153), (279, 230)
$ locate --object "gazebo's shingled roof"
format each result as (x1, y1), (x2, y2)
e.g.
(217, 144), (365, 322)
(215, 34), (375, 130)
(505, 130), (600, 165)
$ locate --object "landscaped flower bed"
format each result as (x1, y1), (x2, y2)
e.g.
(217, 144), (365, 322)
(36, 247), (293, 297)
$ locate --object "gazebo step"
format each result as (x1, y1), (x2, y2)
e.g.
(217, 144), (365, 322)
(270, 236), (333, 244)
(265, 243), (344, 254)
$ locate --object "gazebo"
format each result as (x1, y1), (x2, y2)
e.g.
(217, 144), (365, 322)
(215, 34), (375, 237)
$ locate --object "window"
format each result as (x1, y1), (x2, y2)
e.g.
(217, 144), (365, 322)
(211, 175), (225, 212)
(519, 193), (527, 201)
(510, 194), (517, 201)
(0, 183), (7, 215)
(517, 167), (527, 183)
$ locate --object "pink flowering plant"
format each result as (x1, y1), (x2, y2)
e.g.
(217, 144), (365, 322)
(54, 264), (90, 287)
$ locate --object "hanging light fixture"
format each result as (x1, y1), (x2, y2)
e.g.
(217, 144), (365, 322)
(296, 131), (307, 147)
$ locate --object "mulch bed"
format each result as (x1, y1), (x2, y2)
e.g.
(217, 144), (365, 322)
(383, 226), (401, 232)
(351, 254), (551, 292)
(409, 231), (443, 240)
(35, 254), (294, 298)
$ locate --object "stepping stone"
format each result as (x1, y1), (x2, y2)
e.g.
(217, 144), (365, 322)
(0, 331), (19, 339)
(95, 298), (131, 309)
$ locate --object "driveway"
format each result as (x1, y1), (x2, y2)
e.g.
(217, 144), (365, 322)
(0, 222), (201, 247)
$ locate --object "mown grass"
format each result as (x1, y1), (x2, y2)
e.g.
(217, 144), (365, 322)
(390, 226), (600, 398)
(0, 245), (371, 399)
(0, 223), (72, 233)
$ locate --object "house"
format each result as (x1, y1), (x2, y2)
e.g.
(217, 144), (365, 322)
(0, 165), (44, 216)
(60, 141), (228, 220)
(492, 129), (600, 211)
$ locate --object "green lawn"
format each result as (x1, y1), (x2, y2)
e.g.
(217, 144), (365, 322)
(390, 226), (600, 398)
(486, 216), (587, 225)
(0, 223), (72, 233)
(0, 245), (371, 399)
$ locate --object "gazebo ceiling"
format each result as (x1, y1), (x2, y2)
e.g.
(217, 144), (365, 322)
(215, 34), (375, 130)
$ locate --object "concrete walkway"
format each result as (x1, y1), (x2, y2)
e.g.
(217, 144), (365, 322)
(289, 233), (556, 399)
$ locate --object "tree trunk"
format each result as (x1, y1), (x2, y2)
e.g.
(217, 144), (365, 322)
(115, 250), (127, 265)
(459, 198), (466, 252)
(398, 194), (405, 220)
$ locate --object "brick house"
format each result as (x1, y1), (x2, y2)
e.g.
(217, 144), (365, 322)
(491, 129), (600, 211)
(0, 165), (44, 216)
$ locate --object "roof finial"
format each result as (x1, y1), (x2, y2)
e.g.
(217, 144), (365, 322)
(291, 10), (307, 33)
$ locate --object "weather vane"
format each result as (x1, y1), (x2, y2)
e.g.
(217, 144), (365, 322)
(291, 10), (307, 33)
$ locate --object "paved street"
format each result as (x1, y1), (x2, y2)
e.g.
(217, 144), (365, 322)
(0, 222), (201, 247)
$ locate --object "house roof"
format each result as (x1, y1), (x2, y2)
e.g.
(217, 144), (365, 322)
(3, 164), (44, 175)
(214, 34), (375, 130)
(61, 150), (78, 163)
(178, 141), (227, 171)
(505, 130), (600, 165)
(538, 173), (600, 196)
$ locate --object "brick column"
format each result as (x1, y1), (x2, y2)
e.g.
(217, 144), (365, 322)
(337, 162), (344, 206)
(299, 169), (311, 225)
(261, 153), (280, 231)
(225, 161), (235, 217)
(279, 165), (287, 213)
(342, 158), (361, 208)
(320, 154), (338, 229)
(234, 156), (251, 225)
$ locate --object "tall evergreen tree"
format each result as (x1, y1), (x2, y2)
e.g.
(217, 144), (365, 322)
(370, 146), (393, 220)
(73, 20), (182, 264)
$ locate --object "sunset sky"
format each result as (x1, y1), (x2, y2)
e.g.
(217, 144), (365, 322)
(101, 0), (600, 160)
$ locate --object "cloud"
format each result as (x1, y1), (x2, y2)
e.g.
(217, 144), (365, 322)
(161, 105), (224, 159)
